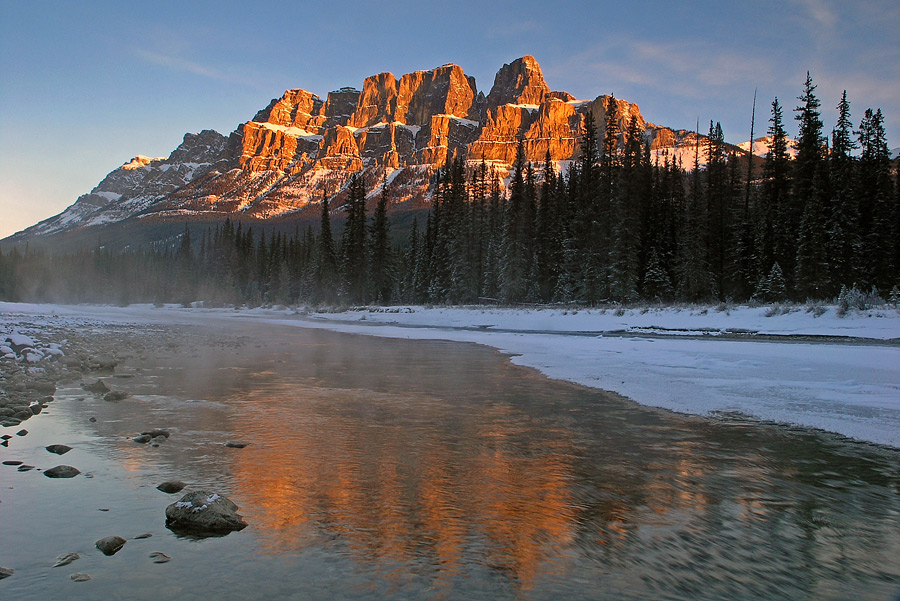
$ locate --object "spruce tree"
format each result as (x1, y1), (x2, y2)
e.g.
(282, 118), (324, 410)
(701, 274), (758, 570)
(443, 158), (472, 303)
(593, 96), (621, 301)
(608, 114), (642, 303)
(678, 124), (715, 301)
(501, 141), (528, 302)
(856, 108), (895, 290)
(482, 172), (503, 300)
(369, 176), (394, 303)
(793, 165), (830, 298)
(469, 160), (489, 298)
(571, 106), (604, 303)
(827, 91), (859, 293)
(756, 98), (792, 287)
(791, 73), (827, 297)
(754, 262), (787, 302)
(316, 193), (338, 303)
(642, 246), (673, 301)
(705, 121), (729, 298)
(340, 175), (368, 303)
(793, 72), (825, 213)
(402, 218), (419, 302)
(553, 163), (579, 303)
(534, 151), (557, 301)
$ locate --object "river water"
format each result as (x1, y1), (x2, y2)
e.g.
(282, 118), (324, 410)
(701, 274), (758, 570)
(1, 321), (899, 600)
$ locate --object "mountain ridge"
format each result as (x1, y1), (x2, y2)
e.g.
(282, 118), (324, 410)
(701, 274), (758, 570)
(5, 55), (750, 249)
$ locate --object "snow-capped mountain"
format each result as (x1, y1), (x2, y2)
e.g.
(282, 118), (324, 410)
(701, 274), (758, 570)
(21, 130), (234, 238)
(5, 56), (749, 248)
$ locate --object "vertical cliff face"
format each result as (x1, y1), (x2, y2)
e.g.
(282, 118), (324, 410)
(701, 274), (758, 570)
(253, 89), (325, 130)
(14, 54), (735, 241)
(322, 88), (362, 126)
(316, 126), (363, 171)
(484, 55), (550, 113)
(395, 64), (478, 125)
(348, 72), (399, 129)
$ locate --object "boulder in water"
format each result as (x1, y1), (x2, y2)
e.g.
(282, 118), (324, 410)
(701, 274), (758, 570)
(157, 480), (187, 494)
(83, 379), (110, 394)
(165, 491), (247, 535)
(52, 553), (80, 567)
(44, 465), (80, 478)
(95, 536), (126, 556)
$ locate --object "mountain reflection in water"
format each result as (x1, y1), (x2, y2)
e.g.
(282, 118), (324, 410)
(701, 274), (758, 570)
(5, 323), (899, 601)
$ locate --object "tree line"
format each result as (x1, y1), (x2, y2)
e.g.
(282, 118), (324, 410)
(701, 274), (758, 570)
(1, 74), (897, 307)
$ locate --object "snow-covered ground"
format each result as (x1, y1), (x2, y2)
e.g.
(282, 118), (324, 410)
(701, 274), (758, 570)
(2, 302), (899, 448)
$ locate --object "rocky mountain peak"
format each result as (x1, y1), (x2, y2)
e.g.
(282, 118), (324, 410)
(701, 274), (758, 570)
(7, 54), (735, 246)
(168, 130), (231, 165)
(253, 89), (324, 129)
(121, 155), (163, 170)
(485, 55), (550, 113)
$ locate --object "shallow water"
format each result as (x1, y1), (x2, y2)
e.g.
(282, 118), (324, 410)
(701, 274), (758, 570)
(1, 322), (899, 600)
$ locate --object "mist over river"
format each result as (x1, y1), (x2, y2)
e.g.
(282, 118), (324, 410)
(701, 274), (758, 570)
(1, 319), (899, 600)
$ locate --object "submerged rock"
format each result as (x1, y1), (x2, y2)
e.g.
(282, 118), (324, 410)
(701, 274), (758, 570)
(149, 552), (171, 564)
(134, 532), (153, 539)
(70, 572), (91, 582)
(103, 391), (128, 402)
(165, 491), (247, 535)
(142, 429), (170, 439)
(224, 441), (249, 448)
(0, 566), (14, 579)
(157, 480), (187, 494)
(44, 465), (80, 478)
(26, 380), (56, 394)
(46, 444), (72, 455)
(52, 553), (80, 567)
(133, 434), (152, 444)
(83, 379), (110, 394)
(91, 355), (117, 371)
(95, 536), (126, 556)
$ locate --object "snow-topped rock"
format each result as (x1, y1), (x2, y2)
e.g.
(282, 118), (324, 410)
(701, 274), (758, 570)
(165, 490), (247, 535)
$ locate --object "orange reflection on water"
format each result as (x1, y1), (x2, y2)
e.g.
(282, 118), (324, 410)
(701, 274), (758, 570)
(228, 384), (579, 587)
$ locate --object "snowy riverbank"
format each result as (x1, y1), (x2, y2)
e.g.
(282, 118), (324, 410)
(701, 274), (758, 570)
(2, 302), (899, 447)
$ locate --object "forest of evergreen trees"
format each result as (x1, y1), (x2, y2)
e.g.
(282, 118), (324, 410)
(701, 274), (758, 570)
(2, 75), (898, 308)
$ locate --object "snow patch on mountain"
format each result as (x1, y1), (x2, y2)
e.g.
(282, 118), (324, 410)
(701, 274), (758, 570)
(738, 136), (800, 159)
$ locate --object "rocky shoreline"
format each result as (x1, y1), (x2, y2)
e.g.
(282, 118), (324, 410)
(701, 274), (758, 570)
(1, 324), (129, 432)
(1, 317), (248, 585)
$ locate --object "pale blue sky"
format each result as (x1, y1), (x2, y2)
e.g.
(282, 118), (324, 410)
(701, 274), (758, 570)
(1, 0), (898, 238)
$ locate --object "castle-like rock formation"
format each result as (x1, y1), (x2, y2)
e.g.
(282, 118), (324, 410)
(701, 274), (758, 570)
(12, 56), (734, 242)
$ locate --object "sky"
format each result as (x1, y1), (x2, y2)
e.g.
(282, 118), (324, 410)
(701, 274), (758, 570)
(1, 0), (898, 240)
